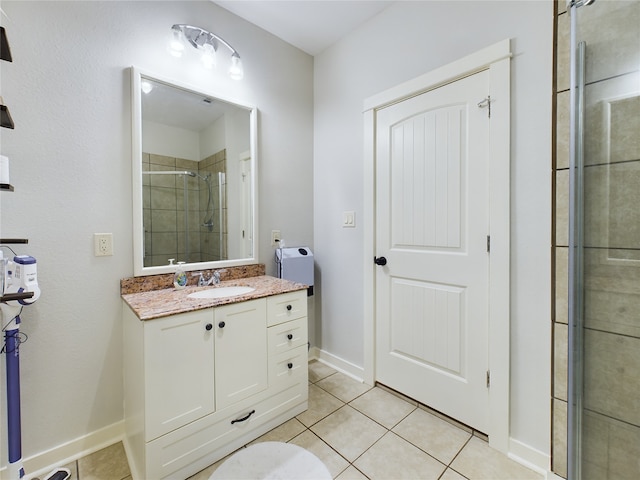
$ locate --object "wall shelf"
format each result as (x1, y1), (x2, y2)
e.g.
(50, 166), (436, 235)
(0, 291), (33, 303)
(1, 27), (12, 62)
(0, 103), (14, 129)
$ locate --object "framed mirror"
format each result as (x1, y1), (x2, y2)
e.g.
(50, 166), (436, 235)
(131, 67), (257, 276)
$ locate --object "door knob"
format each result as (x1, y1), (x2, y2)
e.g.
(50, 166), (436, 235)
(205, 323), (213, 331)
(287, 334), (293, 340)
(286, 304), (292, 311)
(374, 256), (387, 266)
(218, 321), (225, 328)
(287, 362), (293, 369)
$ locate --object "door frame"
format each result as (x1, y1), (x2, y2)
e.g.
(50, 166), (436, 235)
(362, 38), (512, 453)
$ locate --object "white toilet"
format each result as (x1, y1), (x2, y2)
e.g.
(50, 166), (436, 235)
(210, 442), (332, 480)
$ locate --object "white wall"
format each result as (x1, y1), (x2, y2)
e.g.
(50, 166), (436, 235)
(0, 0), (313, 465)
(313, 0), (553, 458)
(143, 120), (202, 160)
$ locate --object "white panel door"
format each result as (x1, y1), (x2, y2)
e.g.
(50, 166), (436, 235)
(375, 70), (491, 432)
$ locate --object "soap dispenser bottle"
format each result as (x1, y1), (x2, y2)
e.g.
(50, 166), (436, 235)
(173, 261), (187, 289)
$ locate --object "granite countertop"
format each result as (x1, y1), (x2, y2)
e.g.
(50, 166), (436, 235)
(122, 275), (307, 320)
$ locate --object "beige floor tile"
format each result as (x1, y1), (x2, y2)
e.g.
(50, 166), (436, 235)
(309, 360), (338, 383)
(350, 386), (416, 428)
(354, 432), (446, 480)
(249, 418), (307, 445)
(310, 405), (387, 462)
(289, 430), (350, 479)
(440, 468), (468, 480)
(335, 465), (370, 480)
(393, 408), (471, 464)
(297, 383), (345, 427)
(416, 404), (472, 434)
(77, 442), (131, 480)
(316, 372), (372, 403)
(451, 437), (543, 480)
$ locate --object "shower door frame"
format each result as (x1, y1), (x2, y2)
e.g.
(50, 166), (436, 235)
(566, 9), (585, 476)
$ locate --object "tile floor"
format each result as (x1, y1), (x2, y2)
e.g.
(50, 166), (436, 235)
(57, 361), (544, 480)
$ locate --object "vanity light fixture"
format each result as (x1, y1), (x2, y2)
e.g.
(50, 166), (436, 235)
(168, 24), (244, 80)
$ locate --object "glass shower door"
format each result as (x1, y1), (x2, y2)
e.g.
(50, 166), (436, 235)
(568, 1), (640, 479)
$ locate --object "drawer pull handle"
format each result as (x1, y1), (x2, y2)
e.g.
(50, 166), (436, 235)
(205, 323), (213, 331)
(287, 362), (293, 369)
(231, 409), (256, 425)
(287, 334), (293, 340)
(286, 304), (292, 311)
(218, 321), (226, 328)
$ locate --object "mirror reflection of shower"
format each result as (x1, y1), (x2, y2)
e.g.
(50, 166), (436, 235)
(141, 150), (227, 267)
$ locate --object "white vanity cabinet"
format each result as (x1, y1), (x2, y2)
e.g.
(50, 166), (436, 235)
(123, 290), (308, 480)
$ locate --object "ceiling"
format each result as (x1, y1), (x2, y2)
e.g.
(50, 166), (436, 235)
(213, 1), (395, 56)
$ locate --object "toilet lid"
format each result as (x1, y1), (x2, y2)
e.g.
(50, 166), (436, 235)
(210, 441), (331, 480)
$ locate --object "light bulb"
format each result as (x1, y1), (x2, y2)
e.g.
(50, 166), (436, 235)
(229, 53), (244, 80)
(141, 81), (153, 94)
(168, 28), (185, 58)
(201, 43), (217, 69)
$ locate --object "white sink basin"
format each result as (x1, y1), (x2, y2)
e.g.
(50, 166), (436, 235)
(187, 286), (255, 300)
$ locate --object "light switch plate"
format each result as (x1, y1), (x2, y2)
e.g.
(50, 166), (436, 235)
(342, 211), (356, 228)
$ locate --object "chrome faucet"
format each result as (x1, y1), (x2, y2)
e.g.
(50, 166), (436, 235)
(192, 270), (225, 286)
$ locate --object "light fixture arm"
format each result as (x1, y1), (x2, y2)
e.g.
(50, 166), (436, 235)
(171, 24), (240, 58)
(170, 24), (243, 79)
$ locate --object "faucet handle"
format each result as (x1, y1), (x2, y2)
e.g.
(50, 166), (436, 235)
(191, 272), (205, 286)
(212, 269), (226, 284)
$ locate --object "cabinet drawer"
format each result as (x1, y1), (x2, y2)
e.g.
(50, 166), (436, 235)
(268, 317), (308, 356)
(266, 290), (307, 327)
(146, 383), (307, 480)
(270, 344), (309, 390)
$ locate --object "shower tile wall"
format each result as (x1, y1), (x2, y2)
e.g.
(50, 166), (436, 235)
(142, 150), (227, 267)
(552, 1), (640, 478)
(199, 149), (228, 262)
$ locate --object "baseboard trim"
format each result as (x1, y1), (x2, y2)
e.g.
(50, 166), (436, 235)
(17, 421), (125, 480)
(309, 347), (366, 383)
(508, 437), (550, 475)
(545, 471), (566, 480)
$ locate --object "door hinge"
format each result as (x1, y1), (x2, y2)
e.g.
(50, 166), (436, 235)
(486, 370), (491, 388)
(486, 235), (491, 253)
(478, 96), (491, 118)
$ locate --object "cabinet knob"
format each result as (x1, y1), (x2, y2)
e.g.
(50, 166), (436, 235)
(205, 323), (213, 331)
(287, 362), (293, 369)
(218, 321), (226, 328)
(287, 334), (293, 340)
(286, 304), (292, 311)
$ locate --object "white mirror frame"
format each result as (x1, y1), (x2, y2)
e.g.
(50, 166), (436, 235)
(131, 66), (259, 276)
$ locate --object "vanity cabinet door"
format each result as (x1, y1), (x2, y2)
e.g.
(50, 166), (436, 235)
(214, 298), (268, 410)
(144, 309), (215, 441)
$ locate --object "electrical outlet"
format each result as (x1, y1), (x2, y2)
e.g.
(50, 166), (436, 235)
(271, 230), (281, 247)
(94, 233), (113, 256)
